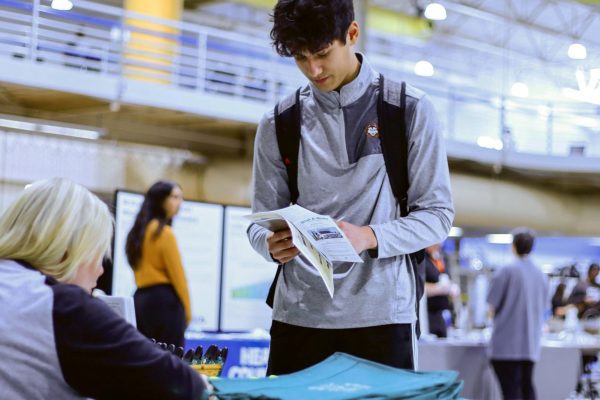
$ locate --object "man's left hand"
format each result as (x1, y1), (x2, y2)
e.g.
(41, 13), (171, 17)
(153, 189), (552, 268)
(336, 220), (377, 254)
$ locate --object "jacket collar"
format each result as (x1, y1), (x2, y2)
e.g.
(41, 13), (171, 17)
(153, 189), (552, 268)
(309, 53), (378, 108)
(11, 259), (58, 284)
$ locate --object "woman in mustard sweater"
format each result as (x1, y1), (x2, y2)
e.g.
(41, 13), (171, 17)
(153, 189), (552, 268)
(126, 181), (191, 347)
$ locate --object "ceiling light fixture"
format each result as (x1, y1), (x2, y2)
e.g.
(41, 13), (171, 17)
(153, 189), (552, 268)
(563, 68), (600, 105)
(574, 116), (598, 129)
(0, 115), (103, 140)
(51, 0), (73, 11)
(424, 3), (447, 21)
(562, 87), (600, 105)
(568, 43), (587, 60)
(477, 136), (503, 150)
(414, 60), (434, 76)
(536, 105), (551, 118)
(486, 234), (513, 244)
(510, 82), (529, 98)
(449, 227), (463, 237)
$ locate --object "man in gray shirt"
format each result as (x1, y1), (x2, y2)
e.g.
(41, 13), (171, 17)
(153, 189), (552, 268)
(487, 228), (549, 400)
(247, 0), (454, 375)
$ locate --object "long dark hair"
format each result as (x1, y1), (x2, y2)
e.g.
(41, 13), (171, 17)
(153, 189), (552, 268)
(125, 181), (180, 269)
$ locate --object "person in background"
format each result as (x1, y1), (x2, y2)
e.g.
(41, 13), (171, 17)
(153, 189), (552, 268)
(569, 263), (600, 396)
(588, 263), (600, 289)
(551, 281), (568, 317)
(568, 263), (600, 317)
(0, 178), (206, 400)
(487, 228), (549, 400)
(126, 180), (191, 347)
(424, 243), (458, 338)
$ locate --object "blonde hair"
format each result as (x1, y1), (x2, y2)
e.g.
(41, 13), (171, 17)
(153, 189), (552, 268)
(0, 178), (114, 282)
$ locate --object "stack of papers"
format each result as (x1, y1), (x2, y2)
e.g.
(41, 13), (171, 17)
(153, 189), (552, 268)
(95, 293), (137, 327)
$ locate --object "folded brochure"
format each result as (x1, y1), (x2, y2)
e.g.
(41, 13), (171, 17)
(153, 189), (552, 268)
(245, 205), (363, 297)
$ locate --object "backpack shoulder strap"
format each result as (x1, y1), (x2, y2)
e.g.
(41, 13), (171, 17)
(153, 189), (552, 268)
(378, 74), (426, 340)
(274, 88), (302, 204)
(377, 74), (409, 217)
(267, 88), (301, 309)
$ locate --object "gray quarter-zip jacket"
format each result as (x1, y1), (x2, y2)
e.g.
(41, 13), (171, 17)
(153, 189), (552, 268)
(247, 54), (454, 329)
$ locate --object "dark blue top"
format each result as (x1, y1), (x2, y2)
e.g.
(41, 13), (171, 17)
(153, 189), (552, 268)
(0, 259), (206, 399)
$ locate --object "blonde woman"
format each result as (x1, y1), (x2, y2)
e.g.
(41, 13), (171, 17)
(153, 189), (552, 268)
(0, 178), (207, 400)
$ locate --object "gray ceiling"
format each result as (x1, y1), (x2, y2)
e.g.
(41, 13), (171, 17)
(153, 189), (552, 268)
(369, 0), (600, 102)
(1, 0), (599, 192)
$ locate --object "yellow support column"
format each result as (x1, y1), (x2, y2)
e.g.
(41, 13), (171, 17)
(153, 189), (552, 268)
(124, 0), (182, 84)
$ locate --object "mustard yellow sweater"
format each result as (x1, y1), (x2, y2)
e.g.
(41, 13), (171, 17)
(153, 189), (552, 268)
(134, 219), (191, 324)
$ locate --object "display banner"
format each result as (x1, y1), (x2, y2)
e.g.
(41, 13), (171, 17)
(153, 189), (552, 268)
(186, 334), (270, 378)
(113, 190), (223, 331)
(220, 206), (275, 331)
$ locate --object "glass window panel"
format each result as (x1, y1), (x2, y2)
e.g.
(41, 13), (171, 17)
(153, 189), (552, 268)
(453, 99), (501, 145)
(551, 114), (591, 156)
(505, 106), (548, 155)
(584, 133), (600, 158)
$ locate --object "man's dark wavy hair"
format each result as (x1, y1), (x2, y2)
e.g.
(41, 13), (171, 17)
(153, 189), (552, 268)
(270, 0), (355, 57)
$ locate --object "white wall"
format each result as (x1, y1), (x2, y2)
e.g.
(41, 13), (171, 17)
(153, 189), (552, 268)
(0, 129), (206, 211)
(1, 128), (599, 236)
(201, 158), (600, 236)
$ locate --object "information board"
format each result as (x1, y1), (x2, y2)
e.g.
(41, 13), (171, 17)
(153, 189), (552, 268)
(220, 206), (274, 331)
(112, 190), (223, 331)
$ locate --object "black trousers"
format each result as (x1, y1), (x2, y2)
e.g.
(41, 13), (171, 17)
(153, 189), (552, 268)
(428, 310), (447, 338)
(267, 320), (414, 376)
(491, 360), (536, 400)
(134, 284), (186, 347)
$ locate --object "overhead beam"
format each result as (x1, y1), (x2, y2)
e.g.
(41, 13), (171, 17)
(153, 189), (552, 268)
(0, 108), (245, 152)
(207, 0), (433, 38)
(443, 0), (600, 57)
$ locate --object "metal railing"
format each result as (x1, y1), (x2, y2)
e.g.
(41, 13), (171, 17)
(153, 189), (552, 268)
(0, 0), (598, 158)
(0, 0), (302, 100)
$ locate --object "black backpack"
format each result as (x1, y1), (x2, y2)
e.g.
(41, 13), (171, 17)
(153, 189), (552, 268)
(268, 74), (426, 335)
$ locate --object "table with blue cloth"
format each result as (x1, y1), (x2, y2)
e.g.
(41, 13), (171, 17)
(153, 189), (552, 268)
(211, 352), (463, 400)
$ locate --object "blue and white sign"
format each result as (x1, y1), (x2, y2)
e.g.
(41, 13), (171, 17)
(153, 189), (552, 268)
(186, 333), (270, 378)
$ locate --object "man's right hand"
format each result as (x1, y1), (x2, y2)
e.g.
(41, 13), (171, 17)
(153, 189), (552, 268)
(267, 229), (300, 264)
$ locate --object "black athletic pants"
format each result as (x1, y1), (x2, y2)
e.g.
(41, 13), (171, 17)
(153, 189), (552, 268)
(427, 310), (447, 338)
(267, 320), (415, 375)
(134, 284), (186, 348)
(491, 360), (536, 400)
